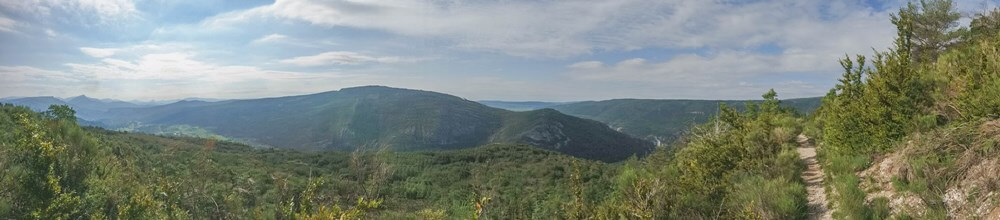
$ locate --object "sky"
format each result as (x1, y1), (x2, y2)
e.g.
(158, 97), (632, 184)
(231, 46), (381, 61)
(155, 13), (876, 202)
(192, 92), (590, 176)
(0, 0), (997, 102)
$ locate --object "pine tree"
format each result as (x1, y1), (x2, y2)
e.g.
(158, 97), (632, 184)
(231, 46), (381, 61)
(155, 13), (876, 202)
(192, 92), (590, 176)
(900, 0), (966, 63)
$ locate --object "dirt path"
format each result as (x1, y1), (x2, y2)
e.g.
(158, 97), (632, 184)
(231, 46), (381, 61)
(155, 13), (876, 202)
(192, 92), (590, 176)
(797, 134), (831, 220)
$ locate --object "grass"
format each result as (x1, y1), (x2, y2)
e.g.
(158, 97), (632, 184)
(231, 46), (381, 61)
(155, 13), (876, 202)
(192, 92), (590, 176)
(819, 145), (879, 219)
(820, 119), (1000, 219)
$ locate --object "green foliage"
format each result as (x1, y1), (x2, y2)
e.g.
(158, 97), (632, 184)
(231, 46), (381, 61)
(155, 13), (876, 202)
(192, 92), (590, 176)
(0, 103), (618, 219)
(588, 90), (810, 219)
(870, 197), (893, 219)
(812, 1), (1000, 217)
(416, 208), (446, 220)
(900, 0), (966, 62)
(970, 8), (1000, 40)
(550, 97), (822, 145)
(477, 101), (562, 111)
(0, 104), (97, 219)
(877, 120), (995, 218)
(43, 105), (77, 122)
(934, 34), (1000, 120)
(824, 152), (876, 219)
(493, 108), (654, 162)
(280, 178), (382, 220)
(95, 86), (652, 162)
(724, 176), (806, 220)
(820, 1), (937, 156)
(117, 123), (233, 141)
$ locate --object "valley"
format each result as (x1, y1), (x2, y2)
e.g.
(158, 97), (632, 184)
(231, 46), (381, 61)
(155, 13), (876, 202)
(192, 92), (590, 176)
(4, 86), (823, 162)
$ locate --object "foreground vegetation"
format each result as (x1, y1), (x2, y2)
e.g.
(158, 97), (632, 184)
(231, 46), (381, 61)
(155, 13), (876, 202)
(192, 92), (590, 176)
(1, 103), (624, 219)
(811, 0), (1000, 218)
(93, 86), (653, 162)
(576, 89), (810, 219)
(549, 97), (821, 145)
(0, 91), (810, 219)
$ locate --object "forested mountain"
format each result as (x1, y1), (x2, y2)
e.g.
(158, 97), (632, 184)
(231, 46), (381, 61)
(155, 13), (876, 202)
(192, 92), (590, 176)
(477, 100), (566, 111)
(549, 97), (821, 145)
(0, 104), (617, 219)
(91, 86), (652, 162)
(1, 95), (147, 120)
(65, 95), (145, 111)
(2, 90), (820, 156)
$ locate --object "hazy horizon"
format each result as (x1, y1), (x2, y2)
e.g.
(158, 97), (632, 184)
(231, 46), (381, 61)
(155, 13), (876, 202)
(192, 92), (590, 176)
(2, 84), (836, 104)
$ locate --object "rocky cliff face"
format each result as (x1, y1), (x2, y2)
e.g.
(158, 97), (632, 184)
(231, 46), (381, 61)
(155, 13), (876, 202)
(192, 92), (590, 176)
(519, 122), (570, 149)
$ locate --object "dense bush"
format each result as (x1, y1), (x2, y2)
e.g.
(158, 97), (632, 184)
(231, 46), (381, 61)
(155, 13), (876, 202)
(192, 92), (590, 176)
(0, 103), (618, 219)
(812, 1), (1000, 218)
(587, 90), (811, 219)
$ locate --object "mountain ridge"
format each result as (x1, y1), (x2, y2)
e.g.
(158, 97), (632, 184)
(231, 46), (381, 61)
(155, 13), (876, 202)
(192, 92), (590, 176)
(548, 97), (822, 145)
(90, 86), (653, 162)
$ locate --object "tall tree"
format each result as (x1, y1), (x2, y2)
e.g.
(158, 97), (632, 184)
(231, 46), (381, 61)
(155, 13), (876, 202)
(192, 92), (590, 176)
(899, 0), (965, 63)
(43, 105), (76, 122)
(821, 3), (936, 154)
(970, 8), (1000, 40)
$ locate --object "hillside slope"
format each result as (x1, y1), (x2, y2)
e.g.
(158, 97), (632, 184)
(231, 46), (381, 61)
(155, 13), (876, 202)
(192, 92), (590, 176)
(0, 103), (616, 219)
(477, 100), (565, 111)
(97, 86), (652, 162)
(809, 6), (1000, 219)
(550, 97), (821, 145)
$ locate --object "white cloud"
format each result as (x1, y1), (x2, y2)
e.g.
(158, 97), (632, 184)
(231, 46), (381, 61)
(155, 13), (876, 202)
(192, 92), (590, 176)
(79, 47), (119, 57)
(279, 51), (420, 66)
(40, 49), (376, 100)
(0, 15), (16, 33)
(252, 33), (288, 44)
(563, 49), (848, 98)
(567, 61), (603, 69)
(202, 0), (896, 59)
(193, 0), (900, 99)
(3, 0), (948, 100)
(76, 0), (137, 19)
(0, 66), (83, 82)
(568, 51), (810, 83)
(77, 43), (194, 58)
(245, 33), (339, 48)
(0, 63), (369, 100)
(0, 0), (137, 22)
(0, 66), (97, 98)
(67, 52), (331, 81)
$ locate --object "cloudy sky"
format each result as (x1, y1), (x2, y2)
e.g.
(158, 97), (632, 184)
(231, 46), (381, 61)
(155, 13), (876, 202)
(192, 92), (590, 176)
(0, 0), (995, 101)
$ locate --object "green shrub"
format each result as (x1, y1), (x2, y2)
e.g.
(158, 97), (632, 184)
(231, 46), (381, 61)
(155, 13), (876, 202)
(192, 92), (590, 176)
(724, 176), (807, 219)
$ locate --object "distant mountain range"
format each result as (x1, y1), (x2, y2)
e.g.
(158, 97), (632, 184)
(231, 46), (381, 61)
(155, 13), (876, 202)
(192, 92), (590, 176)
(1, 86), (820, 161)
(477, 101), (567, 111)
(481, 97), (822, 145)
(8, 86), (651, 162)
(125, 97), (228, 106)
(549, 98), (821, 145)
(0, 95), (147, 119)
(0, 95), (227, 119)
